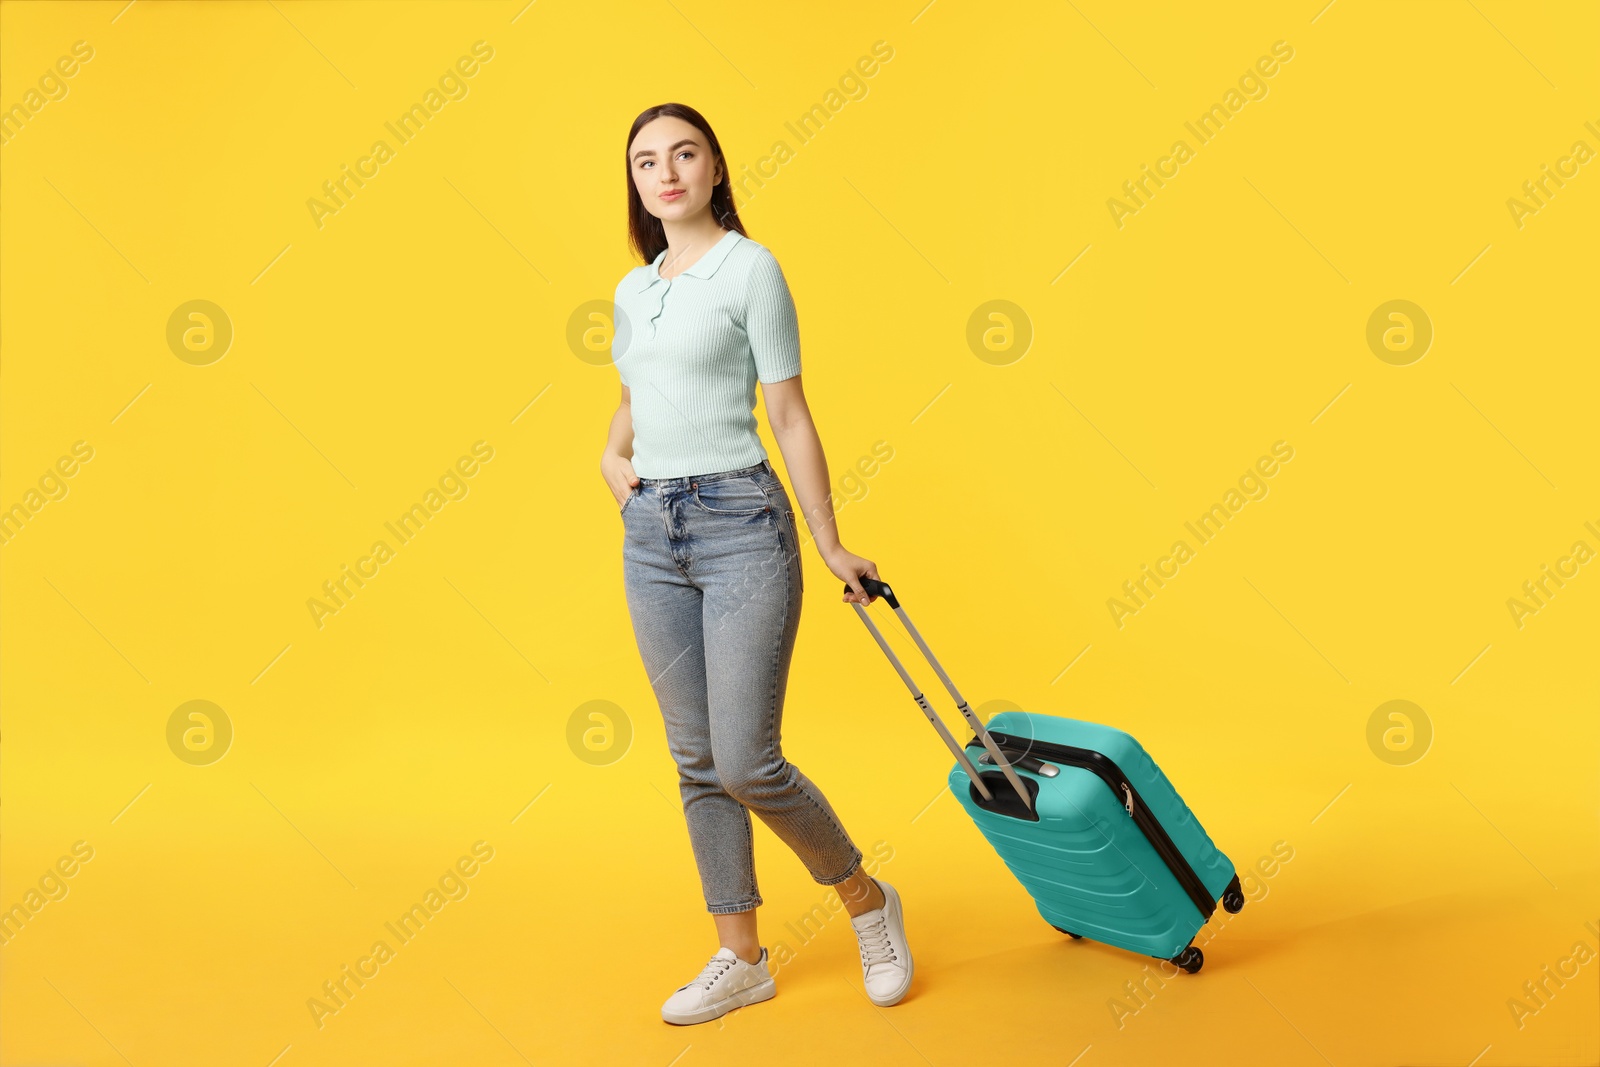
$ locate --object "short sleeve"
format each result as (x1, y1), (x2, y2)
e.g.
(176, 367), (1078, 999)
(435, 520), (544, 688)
(743, 249), (801, 384)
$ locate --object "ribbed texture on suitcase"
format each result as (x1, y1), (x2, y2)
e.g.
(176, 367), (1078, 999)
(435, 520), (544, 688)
(951, 712), (1235, 960)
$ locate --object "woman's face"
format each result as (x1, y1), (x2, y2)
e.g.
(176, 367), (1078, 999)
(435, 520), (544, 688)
(629, 115), (723, 223)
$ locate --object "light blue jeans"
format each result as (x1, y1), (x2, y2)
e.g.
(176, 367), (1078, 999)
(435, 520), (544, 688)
(620, 459), (864, 914)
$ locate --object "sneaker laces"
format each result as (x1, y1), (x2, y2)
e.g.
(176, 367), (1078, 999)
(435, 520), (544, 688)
(686, 953), (737, 991)
(856, 914), (897, 970)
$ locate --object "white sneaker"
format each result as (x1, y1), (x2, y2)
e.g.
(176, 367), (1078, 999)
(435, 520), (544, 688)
(850, 878), (913, 1006)
(661, 946), (776, 1025)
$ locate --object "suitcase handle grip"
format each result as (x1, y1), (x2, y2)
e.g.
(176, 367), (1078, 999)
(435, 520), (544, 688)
(842, 576), (899, 608)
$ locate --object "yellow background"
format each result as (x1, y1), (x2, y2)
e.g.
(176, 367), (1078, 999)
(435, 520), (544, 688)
(2, 1), (1596, 1064)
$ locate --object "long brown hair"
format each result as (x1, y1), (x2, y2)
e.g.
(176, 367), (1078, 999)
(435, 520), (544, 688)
(625, 103), (747, 265)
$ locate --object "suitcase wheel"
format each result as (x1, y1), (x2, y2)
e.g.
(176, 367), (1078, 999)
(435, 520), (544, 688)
(1221, 874), (1245, 914)
(1051, 926), (1085, 940)
(1169, 946), (1203, 974)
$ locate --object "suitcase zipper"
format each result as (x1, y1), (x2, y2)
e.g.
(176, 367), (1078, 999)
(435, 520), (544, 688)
(967, 731), (1217, 920)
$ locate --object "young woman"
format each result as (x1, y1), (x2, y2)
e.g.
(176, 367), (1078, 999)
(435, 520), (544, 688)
(601, 103), (914, 1025)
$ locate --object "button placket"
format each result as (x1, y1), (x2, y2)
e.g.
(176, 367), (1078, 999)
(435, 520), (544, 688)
(645, 277), (670, 338)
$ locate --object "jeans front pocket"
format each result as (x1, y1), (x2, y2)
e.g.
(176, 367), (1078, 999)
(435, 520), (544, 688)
(692, 475), (770, 515)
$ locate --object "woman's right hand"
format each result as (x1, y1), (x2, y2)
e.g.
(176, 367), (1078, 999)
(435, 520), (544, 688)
(601, 452), (639, 508)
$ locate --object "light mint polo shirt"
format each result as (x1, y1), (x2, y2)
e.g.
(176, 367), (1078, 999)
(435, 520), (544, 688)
(611, 229), (802, 479)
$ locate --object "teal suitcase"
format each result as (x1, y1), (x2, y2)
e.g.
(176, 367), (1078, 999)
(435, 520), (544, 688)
(846, 576), (1244, 973)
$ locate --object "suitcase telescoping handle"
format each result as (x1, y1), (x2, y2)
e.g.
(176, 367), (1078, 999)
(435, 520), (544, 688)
(845, 577), (1034, 810)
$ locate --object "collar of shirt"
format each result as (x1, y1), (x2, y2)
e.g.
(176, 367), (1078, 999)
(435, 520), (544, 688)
(636, 229), (743, 291)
